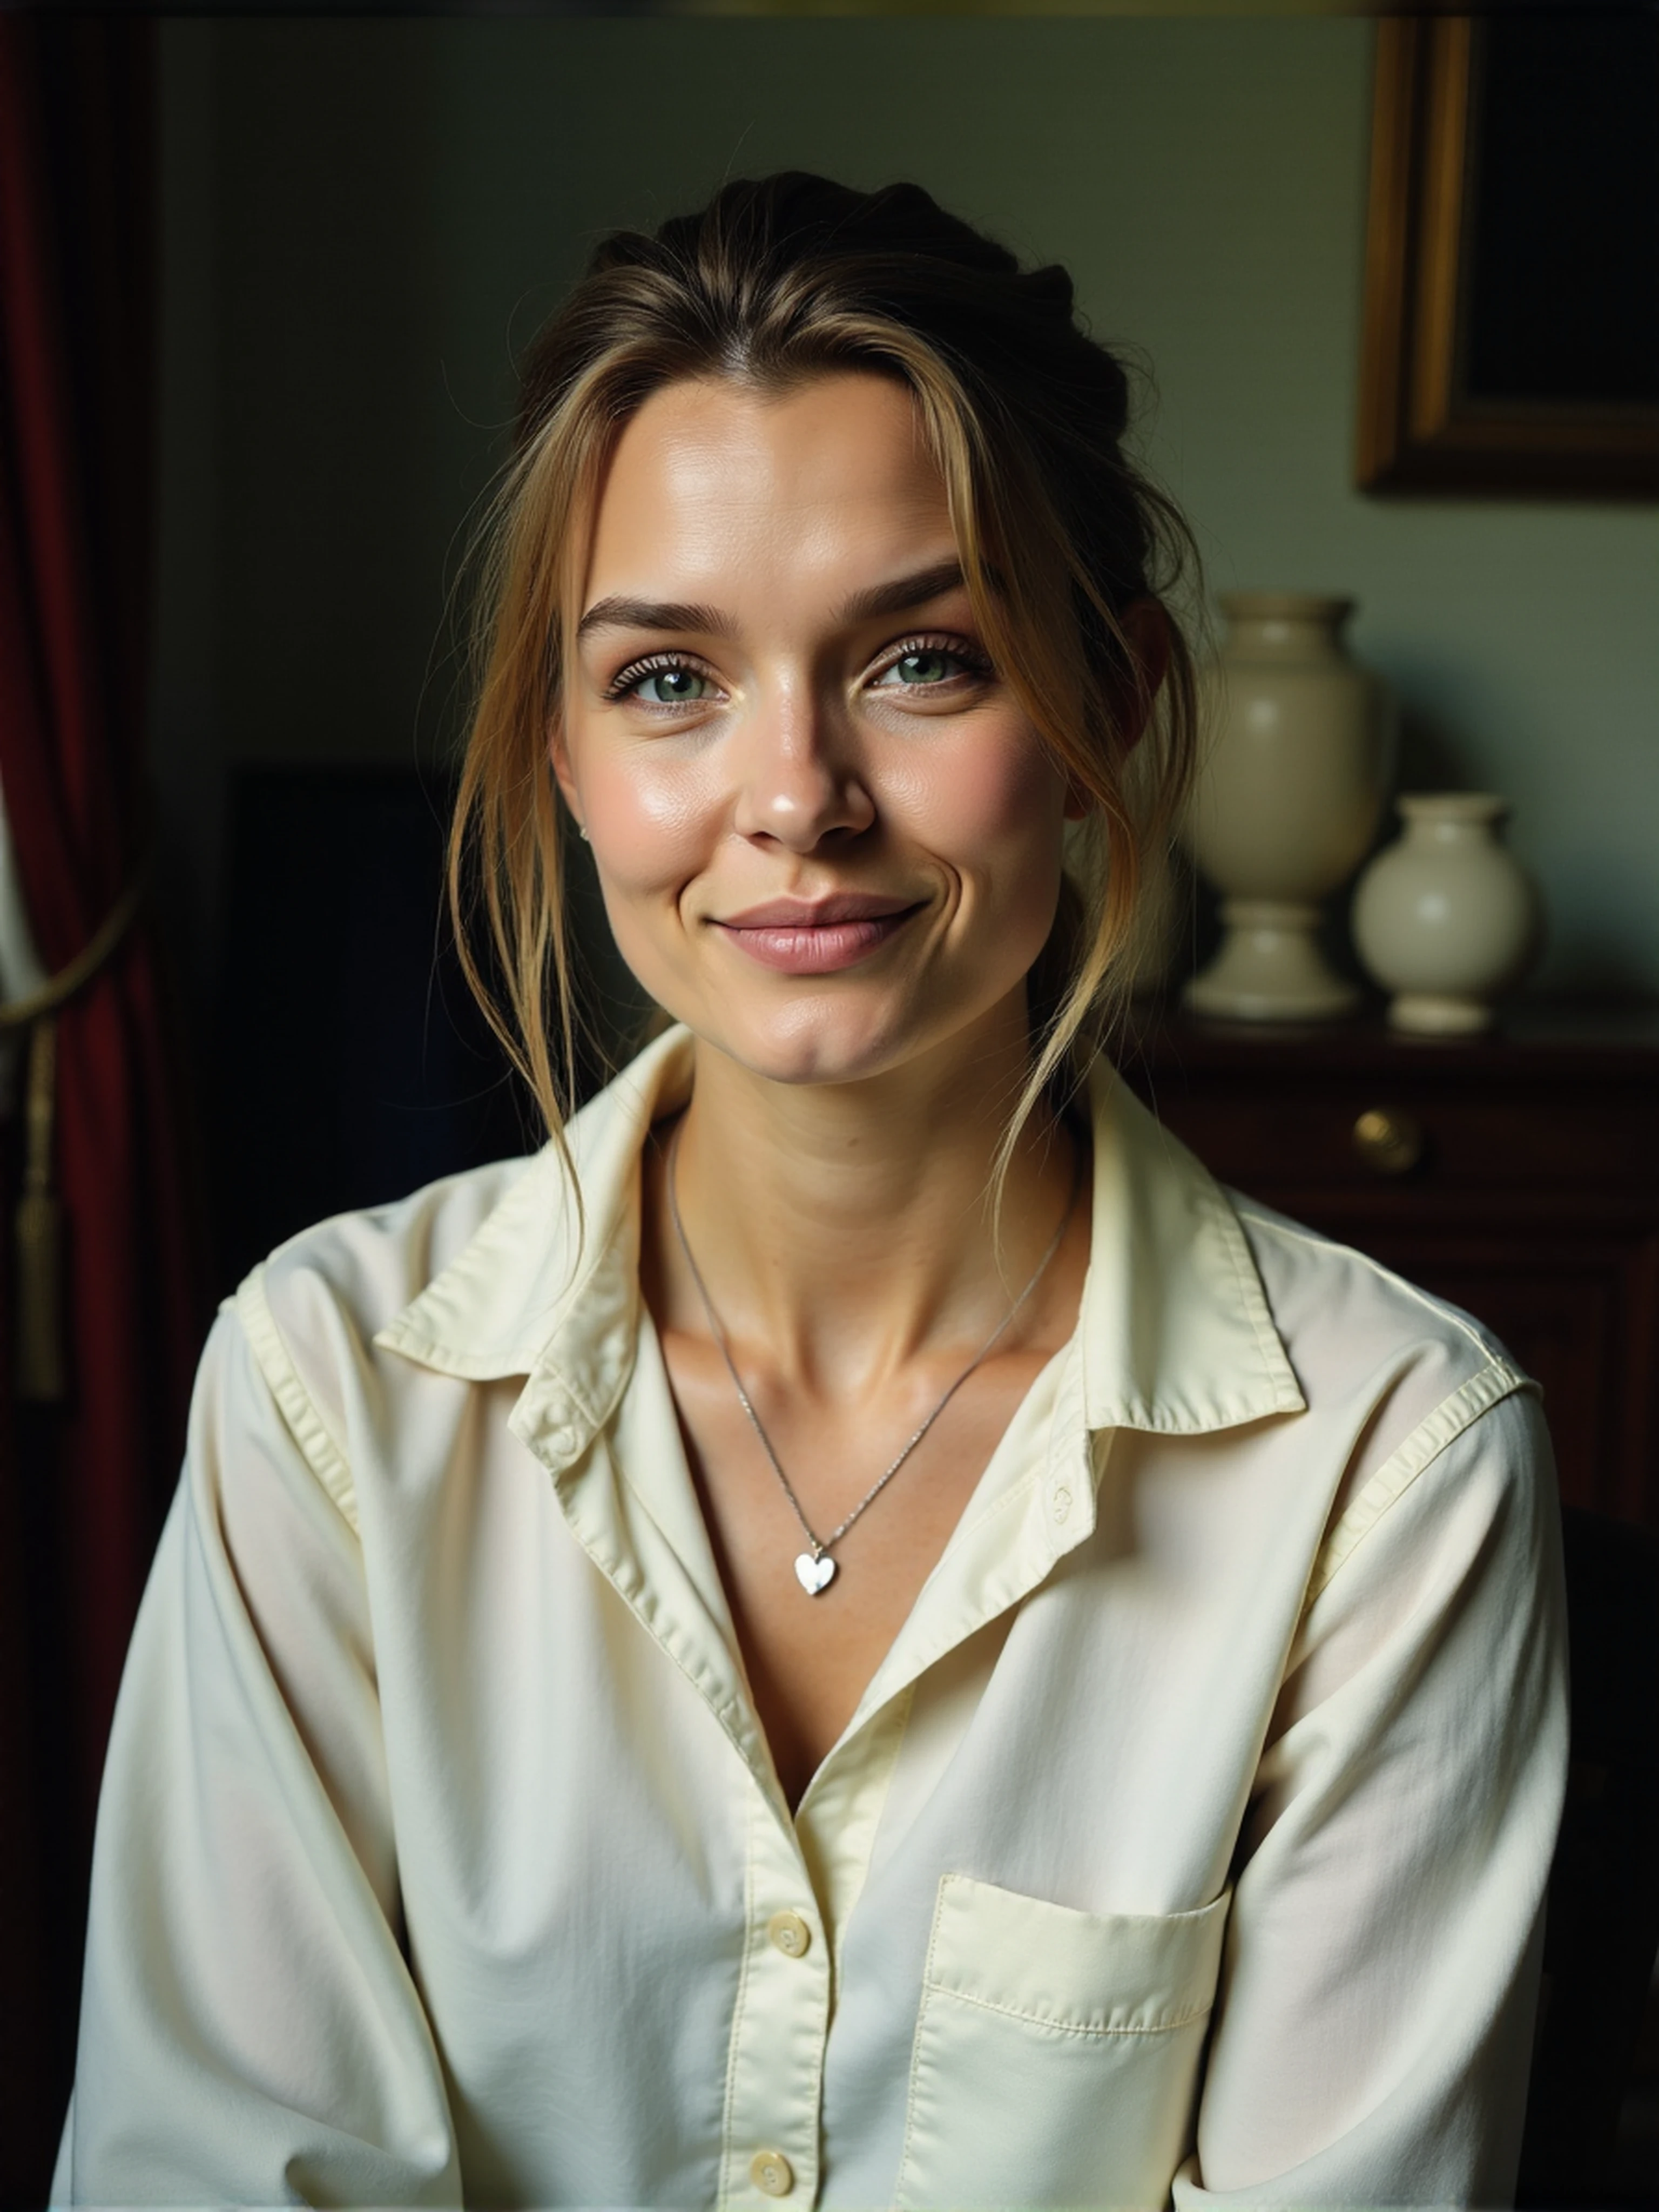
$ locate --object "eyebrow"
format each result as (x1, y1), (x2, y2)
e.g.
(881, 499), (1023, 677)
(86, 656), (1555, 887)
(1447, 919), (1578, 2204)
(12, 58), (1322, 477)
(840, 557), (968, 626)
(575, 558), (969, 643)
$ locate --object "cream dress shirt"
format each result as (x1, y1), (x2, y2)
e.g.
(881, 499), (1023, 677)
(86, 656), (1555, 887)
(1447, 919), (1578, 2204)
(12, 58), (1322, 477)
(55, 1027), (1567, 2210)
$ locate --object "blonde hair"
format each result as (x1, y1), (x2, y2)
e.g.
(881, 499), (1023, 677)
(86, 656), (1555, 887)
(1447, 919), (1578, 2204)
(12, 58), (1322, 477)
(450, 172), (1199, 1196)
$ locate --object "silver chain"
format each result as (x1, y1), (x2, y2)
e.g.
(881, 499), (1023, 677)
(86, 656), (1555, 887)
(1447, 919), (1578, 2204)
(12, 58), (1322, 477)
(665, 1118), (1083, 1565)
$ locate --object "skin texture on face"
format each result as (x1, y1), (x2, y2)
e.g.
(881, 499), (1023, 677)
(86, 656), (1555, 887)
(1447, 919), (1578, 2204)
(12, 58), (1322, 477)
(555, 370), (1076, 1094)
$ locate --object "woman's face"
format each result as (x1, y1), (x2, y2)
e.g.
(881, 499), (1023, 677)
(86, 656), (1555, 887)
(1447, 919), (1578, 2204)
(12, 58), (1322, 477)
(555, 370), (1076, 1091)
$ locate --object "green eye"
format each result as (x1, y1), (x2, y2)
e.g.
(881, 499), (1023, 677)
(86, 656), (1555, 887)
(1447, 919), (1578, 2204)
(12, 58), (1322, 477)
(635, 666), (711, 705)
(882, 650), (956, 687)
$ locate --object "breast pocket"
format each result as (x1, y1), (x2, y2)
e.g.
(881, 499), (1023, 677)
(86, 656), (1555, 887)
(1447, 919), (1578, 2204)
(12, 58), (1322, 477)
(894, 1874), (1230, 2211)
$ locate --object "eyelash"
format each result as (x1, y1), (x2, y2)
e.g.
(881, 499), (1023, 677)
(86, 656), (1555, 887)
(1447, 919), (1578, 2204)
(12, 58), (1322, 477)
(877, 633), (995, 686)
(599, 651), (709, 704)
(599, 633), (995, 706)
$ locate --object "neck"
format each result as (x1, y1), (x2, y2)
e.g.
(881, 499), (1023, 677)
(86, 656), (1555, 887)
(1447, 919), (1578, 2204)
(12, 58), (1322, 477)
(657, 992), (1082, 1400)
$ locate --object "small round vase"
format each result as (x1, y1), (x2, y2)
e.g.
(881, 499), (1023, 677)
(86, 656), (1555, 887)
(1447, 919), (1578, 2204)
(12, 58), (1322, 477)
(1183, 592), (1395, 1022)
(1352, 793), (1539, 1035)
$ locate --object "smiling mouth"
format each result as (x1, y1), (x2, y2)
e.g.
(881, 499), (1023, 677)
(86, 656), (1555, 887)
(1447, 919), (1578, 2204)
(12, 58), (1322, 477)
(712, 899), (925, 975)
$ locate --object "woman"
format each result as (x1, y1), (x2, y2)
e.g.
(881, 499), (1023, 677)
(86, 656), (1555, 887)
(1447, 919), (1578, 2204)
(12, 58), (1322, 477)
(57, 173), (1565, 2209)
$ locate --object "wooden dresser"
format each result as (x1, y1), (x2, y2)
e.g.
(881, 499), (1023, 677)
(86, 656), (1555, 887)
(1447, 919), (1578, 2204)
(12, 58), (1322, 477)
(1116, 1003), (1659, 1529)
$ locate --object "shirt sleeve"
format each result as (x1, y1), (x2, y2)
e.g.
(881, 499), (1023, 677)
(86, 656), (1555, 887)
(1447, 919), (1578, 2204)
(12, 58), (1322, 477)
(1175, 1380), (1569, 2209)
(55, 1299), (462, 2208)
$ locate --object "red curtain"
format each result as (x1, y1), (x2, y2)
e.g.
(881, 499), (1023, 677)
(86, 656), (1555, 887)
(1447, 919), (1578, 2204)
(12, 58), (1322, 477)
(0, 16), (205, 2196)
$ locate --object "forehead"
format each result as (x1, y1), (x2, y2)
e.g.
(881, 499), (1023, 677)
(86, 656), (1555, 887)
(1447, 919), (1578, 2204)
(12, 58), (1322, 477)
(581, 372), (956, 603)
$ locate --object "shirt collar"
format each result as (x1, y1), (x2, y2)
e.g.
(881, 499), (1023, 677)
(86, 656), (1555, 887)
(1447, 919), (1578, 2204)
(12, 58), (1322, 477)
(373, 1025), (1304, 1439)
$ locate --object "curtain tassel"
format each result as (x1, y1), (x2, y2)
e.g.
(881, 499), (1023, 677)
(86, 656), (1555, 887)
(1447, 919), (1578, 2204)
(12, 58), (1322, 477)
(16, 1015), (64, 1404)
(0, 861), (149, 1407)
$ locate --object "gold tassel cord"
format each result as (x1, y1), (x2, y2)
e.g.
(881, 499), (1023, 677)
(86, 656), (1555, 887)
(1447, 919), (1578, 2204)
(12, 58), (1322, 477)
(3, 862), (149, 1407)
(16, 1016), (63, 1404)
(0, 864), (148, 1032)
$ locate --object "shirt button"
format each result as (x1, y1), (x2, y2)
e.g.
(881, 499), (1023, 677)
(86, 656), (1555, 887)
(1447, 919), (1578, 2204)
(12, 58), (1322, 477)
(750, 2148), (794, 2197)
(1050, 1481), (1073, 1524)
(766, 1910), (812, 1959)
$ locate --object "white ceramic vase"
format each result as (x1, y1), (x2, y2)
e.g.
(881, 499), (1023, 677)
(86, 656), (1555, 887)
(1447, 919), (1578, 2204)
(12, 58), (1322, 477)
(1352, 793), (1539, 1035)
(1183, 592), (1395, 1022)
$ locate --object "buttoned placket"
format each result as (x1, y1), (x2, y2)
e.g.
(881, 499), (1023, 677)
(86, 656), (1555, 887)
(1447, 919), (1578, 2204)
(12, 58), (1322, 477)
(716, 1791), (832, 2204)
(509, 1272), (1105, 2210)
(511, 1357), (857, 2209)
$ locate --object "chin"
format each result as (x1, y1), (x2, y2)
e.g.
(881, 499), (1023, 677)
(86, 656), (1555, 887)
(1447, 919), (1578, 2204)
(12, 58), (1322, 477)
(684, 975), (1029, 1094)
(707, 1003), (920, 1088)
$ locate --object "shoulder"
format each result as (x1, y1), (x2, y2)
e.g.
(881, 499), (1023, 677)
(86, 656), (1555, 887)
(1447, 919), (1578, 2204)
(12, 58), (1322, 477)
(1228, 1186), (1525, 1410)
(249, 1150), (545, 1361)
(1088, 1069), (1526, 1451)
(209, 1153), (545, 1532)
(1225, 1188), (1554, 1597)
(214, 1035), (689, 1513)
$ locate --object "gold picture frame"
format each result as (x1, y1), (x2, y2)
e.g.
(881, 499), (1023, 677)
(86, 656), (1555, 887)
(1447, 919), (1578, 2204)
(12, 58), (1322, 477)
(1357, 16), (1659, 499)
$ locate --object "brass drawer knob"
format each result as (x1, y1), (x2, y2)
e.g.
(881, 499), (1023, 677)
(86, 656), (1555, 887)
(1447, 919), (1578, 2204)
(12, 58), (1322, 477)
(1353, 1107), (1425, 1176)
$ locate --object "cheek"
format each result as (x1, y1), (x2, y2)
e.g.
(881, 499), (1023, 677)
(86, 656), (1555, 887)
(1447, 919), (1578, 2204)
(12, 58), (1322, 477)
(892, 727), (1068, 900)
(577, 751), (717, 897)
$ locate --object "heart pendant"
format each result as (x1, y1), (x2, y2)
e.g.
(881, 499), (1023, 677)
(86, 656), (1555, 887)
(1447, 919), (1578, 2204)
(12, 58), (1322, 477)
(794, 1550), (837, 1596)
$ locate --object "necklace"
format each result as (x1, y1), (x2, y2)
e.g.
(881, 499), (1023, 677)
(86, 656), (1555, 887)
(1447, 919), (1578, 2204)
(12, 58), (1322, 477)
(665, 1120), (1083, 1597)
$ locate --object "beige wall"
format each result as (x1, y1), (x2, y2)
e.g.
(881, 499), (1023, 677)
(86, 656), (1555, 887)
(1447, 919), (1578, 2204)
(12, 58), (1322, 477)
(154, 15), (1659, 997)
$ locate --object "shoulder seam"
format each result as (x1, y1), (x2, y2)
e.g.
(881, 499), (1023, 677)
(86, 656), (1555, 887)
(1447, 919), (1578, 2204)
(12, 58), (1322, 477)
(234, 1266), (360, 1533)
(1304, 1358), (1536, 1608)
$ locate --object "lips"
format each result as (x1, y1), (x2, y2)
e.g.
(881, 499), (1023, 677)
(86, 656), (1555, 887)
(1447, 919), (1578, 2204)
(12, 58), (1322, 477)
(712, 894), (924, 974)
(719, 894), (918, 928)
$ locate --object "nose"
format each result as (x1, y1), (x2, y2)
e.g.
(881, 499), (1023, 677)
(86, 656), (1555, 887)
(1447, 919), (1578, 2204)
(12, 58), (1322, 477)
(731, 685), (875, 852)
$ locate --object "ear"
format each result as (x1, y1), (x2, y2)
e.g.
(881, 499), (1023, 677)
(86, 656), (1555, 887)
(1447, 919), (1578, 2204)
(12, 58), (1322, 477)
(1061, 599), (1174, 821)
(1118, 598), (1172, 757)
(549, 719), (584, 831)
